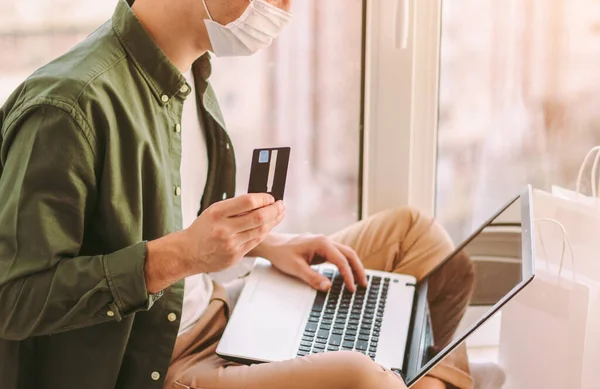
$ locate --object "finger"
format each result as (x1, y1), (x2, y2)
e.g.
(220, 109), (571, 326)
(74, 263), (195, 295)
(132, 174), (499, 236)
(221, 194), (275, 217)
(296, 262), (331, 292)
(230, 201), (285, 233)
(334, 243), (367, 287)
(317, 241), (356, 292)
(236, 209), (286, 246)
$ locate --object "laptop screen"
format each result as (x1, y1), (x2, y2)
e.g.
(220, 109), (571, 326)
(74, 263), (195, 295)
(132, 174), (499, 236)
(404, 187), (535, 386)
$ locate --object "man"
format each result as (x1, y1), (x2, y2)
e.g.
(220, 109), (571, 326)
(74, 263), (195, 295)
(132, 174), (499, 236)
(0, 0), (474, 388)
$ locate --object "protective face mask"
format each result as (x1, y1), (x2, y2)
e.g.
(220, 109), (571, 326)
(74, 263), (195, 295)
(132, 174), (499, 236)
(201, 0), (292, 57)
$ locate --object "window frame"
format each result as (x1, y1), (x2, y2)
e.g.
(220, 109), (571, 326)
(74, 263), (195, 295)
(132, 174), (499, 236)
(361, 0), (442, 217)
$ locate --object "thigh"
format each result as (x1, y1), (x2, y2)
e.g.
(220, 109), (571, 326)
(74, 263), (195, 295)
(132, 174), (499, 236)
(330, 207), (454, 280)
(169, 351), (406, 389)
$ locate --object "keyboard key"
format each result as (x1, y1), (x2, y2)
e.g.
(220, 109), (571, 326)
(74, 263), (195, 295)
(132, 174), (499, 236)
(315, 338), (327, 344)
(384, 277), (390, 282)
(317, 330), (329, 339)
(313, 343), (326, 349)
(312, 291), (327, 311)
(329, 335), (342, 346)
(301, 341), (313, 347)
(342, 340), (355, 349)
(297, 351), (308, 356)
(344, 335), (356, 342)
(299, 346), (311, 352)
(348, 319), (359, 325)
(309, 317), (319, 323)
(369, 353), (377, 360)
(333, 324), (345, 330)
(302, 336), (314, 342)
(305, 322), (317, 333)
(347, 324), (358, 331)
(319, 324), (331, 331)
(364, 314), (374, 320)
(359, 330), (370, 336)
(321, 319), (333, 325)
(313, 348), (324, 353)
(323, 314), (334, 320)
(328, 346), (339, 351)
(356, 340), (368, 351)
(371, 341), (378, 347)
(358, 335), (370, 341)
(369, 346), (378, 353)
(346, 329), (357, 336)
(332, 329), (344, 335)
(371, 336), (379, 342)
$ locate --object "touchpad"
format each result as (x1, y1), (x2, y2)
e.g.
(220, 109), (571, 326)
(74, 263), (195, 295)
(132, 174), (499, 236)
(218, 260), (316, 363)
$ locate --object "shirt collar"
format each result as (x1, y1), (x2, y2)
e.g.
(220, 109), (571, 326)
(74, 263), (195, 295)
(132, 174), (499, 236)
(112, 0), (190, 104)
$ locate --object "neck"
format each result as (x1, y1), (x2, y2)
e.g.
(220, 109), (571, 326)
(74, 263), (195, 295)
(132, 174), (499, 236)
(131, 0), (211, 73)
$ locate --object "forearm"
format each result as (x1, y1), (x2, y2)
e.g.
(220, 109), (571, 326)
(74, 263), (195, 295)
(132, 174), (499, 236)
(0, 242), (149, 341)
(247, 232), (297, 258)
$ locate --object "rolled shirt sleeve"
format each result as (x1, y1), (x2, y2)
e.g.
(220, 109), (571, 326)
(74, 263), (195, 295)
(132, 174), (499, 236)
(0, 104), (157, 340)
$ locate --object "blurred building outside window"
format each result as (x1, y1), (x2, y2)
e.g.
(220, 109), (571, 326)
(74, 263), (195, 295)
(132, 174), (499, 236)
(437, 0), (600, 243)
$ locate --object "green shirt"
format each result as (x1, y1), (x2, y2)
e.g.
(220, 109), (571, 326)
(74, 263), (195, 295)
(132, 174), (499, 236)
(0, 1), (236, 388)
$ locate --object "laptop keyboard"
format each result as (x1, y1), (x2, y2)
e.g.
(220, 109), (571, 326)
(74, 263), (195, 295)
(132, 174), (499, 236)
(297, 269), (390, 360)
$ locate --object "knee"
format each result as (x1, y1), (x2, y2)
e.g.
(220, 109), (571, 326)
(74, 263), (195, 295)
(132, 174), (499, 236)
(447, 249), (475, 293)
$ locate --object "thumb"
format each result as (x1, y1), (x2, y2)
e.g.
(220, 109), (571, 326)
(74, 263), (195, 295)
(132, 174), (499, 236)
(298, 264), (331, 292)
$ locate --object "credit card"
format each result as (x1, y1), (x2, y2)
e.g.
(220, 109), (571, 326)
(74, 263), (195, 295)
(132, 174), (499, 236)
(248, 147), (290, 201)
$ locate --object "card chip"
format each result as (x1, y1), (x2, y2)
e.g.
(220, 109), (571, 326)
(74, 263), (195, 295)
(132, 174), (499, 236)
(259, 150), (270, 163)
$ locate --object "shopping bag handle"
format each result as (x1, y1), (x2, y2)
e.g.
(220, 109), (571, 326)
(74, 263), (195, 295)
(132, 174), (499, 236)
(535, 218), (576, 281)
(575, 146), (600, 206)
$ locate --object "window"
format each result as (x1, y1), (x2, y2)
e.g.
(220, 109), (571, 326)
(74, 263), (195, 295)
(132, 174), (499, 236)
(210, 0), (364, 234)
(436, 0), (600, 242)
(0, 0), (364, 235)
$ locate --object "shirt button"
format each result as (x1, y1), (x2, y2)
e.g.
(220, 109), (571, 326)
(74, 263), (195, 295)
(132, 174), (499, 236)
(175, 187), (182, 196)
(180, 84), (190, 94)
(175, 124), (181, 133)
(161, 95), (169, 103)
(168, 313), (177, 322)
(107, 310), (115, 317)
(222, 192), (227, 200)
(151, 371), (161, 381)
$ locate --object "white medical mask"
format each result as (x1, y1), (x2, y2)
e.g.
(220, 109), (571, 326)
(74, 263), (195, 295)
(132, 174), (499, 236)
(201, 0), (292, 57)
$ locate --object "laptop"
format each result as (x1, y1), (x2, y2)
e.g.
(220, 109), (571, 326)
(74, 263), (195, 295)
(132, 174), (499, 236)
(217, 186), (536, 387)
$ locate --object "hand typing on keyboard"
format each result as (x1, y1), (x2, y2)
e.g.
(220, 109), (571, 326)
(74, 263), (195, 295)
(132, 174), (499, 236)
(249, 233), (368, 292)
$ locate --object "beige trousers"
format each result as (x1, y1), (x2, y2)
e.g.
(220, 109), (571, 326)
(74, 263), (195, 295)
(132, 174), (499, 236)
(164, 207), (475, 389)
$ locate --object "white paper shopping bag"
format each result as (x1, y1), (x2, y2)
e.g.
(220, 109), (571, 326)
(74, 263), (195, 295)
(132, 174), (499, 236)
(552, 145), (600, 211)
(499, 220), (591, 389)
(533, 189), (600, 279)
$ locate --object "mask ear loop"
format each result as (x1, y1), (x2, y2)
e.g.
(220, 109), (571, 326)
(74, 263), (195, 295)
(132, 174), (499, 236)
(201, 0), (215, 20)
(535, 218), (576, 281)
(576, 146), (600, 210)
